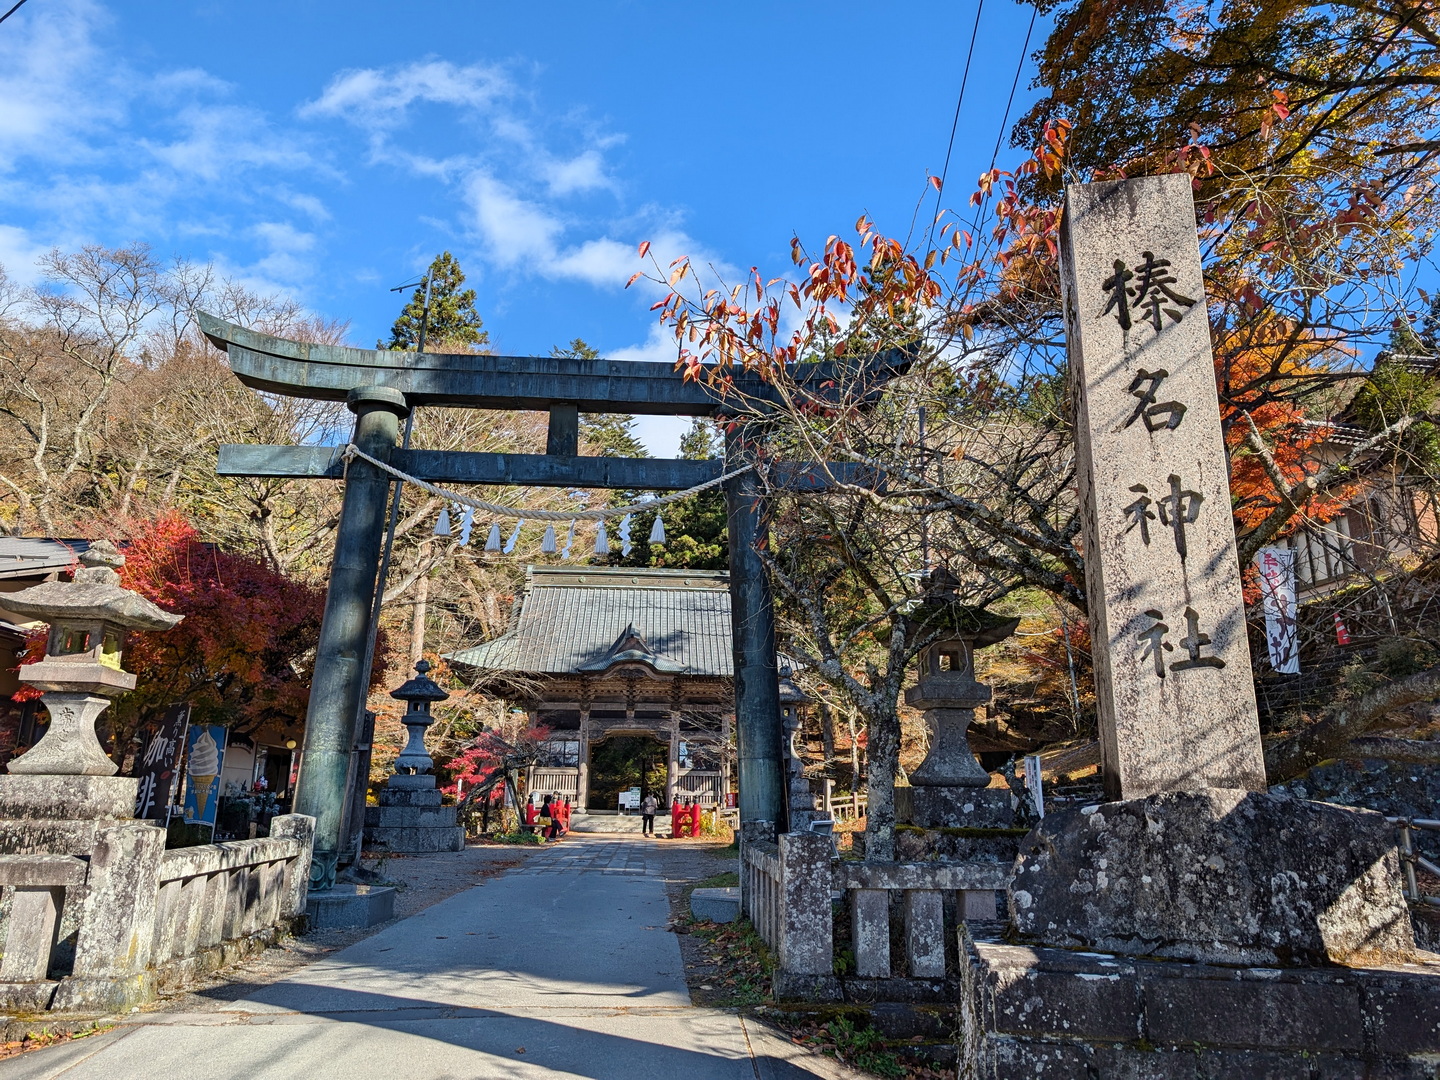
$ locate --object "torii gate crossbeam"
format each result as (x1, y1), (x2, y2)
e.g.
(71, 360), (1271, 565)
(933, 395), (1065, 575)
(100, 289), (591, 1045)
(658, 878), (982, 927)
(201, 313), (901, 890)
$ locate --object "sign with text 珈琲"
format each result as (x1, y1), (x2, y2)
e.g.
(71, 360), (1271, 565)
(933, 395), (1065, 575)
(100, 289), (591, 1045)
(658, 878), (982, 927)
(133, 703), (190, 821)
(1060, 174), (1267, 800)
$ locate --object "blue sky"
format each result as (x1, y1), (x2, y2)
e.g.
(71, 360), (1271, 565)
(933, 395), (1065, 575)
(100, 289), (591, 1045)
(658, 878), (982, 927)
(0, 0), (1045, 453)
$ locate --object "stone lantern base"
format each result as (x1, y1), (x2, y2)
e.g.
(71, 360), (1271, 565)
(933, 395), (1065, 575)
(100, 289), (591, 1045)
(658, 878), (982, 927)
(362, 775), (464, 854)
(895, 785), (1015, 829)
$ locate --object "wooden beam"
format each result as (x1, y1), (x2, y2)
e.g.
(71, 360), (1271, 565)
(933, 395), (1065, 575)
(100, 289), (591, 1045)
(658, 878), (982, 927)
(199, 312), (906, 416)
(216, 444), (875, 492)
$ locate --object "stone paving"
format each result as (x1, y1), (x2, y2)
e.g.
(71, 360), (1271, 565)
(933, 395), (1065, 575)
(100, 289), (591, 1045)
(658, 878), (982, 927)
(0, 835), (854, 1080)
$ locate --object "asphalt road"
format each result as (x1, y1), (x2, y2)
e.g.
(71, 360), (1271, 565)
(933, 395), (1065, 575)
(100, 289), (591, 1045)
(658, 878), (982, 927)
(0, 836), (847, 1080)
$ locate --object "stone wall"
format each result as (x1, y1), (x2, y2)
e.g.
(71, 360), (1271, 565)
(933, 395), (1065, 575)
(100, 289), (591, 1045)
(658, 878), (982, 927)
(0, 812), (313, 1013)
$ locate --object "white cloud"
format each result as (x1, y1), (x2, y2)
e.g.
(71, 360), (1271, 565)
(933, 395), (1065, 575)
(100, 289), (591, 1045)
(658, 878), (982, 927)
(0, 226), (52, 285)
(302, 60), (513, 130)
(464, 174), (703, 290)
(550, 238), (638, 287)
(144, 104), (322, 182)
(631, 415), (690, 458)
(249, 222), (318, 284)
(612, 320), (683, 365)
(465, 174), (564, 266)
(268, 189), (331, 223)
(0, 0), (122, 170)
(544, 149), (611, 196)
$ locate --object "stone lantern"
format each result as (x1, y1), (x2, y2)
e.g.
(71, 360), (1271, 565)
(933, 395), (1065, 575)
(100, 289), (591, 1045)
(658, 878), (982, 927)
(777, 665), (816, 825)
(4, 541), (182, 777)
(362, 660), (464, 853)
(388, 659), (448, 786)
(896, 567), (1019, 829)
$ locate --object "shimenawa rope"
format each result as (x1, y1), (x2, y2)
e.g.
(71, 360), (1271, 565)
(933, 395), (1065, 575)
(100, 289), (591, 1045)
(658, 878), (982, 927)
(340, 443), (751, 522)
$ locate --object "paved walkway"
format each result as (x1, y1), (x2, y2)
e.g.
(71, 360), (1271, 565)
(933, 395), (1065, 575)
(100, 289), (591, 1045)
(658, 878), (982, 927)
(1, 836), (843, 1080)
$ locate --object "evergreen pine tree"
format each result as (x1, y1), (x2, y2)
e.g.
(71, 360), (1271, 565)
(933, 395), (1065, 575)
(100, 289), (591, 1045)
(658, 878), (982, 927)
(615, 417), (728, 571)
(382, 252), (489, 351)
(678, 417), (722, 461)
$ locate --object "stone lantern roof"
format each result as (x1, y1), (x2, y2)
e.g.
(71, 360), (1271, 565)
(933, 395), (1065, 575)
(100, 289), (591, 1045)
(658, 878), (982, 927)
(390, 659), (449, 705)
(1, 541), (182, 632)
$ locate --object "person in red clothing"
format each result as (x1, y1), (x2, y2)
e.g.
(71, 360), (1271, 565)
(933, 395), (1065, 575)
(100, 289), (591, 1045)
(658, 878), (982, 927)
(560, 797), (572, 834)
(524, 794), (538, 829)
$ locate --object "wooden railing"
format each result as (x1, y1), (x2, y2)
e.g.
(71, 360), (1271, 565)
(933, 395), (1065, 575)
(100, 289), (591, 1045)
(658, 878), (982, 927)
(820, 783), (868, 821)
(526, 767), (579, 801)
(675, 770), (723, 804)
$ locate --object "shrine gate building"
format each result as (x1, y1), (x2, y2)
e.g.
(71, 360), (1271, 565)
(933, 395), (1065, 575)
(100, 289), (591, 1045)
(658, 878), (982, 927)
(447, 566), (733, 811)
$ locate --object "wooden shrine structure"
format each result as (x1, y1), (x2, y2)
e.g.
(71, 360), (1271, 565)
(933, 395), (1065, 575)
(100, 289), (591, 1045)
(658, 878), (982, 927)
(449, 566), (734, 810)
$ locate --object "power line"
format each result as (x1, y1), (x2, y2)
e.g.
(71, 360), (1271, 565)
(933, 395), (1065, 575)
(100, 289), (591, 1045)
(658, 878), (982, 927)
(955, 6), (1039, 310)
(0, 0), (30, 26)
(929, 0), (987, 249)
(986, 5), (1039, 178)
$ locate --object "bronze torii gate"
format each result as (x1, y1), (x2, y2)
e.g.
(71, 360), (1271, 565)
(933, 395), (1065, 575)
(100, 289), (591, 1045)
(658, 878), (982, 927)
(201, 313), (898, 889)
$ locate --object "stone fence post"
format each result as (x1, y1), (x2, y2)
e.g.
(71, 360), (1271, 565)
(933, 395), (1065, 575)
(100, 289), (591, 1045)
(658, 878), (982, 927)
(269, 813), (315, 919)
(51, 821), (166, 1012)
(774, 832), (840, 1001)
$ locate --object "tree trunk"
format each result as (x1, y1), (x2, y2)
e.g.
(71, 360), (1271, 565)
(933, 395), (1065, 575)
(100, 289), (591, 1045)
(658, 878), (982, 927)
(410, 571), (429, 665)
(819, 701), (836, 763)
(863, 707), (899, 861)
(848, 714), (859, 800)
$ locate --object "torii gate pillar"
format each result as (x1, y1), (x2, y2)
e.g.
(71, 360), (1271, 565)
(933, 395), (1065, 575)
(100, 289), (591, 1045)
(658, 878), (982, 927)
(294, 386), (408, 889)
(725, 429), (784, 841)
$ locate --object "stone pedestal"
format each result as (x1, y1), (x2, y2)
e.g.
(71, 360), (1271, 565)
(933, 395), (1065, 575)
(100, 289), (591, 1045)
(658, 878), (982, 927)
(363, 777), (464, 854)
(895, 786), (1014, 829)
(306, 883), (396, 930)
(690, 886), (740, 923)
(897, 600), (1020, 831)
(962, 928), (1440, 1076)
(1010, 789), (1417, 966)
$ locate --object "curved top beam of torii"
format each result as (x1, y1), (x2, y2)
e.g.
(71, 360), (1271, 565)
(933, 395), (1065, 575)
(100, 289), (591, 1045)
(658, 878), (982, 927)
(200, 312), (904, 416)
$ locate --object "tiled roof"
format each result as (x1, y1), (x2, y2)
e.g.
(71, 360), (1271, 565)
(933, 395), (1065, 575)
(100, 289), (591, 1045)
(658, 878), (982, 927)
(448, 566), (733, 677)
(0, 538), (91, 580)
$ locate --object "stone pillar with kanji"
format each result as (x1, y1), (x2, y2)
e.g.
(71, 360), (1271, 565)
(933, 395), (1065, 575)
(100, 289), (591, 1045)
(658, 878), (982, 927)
(1007, 174), (1416, 968)
(1063, 173), (1266, 800)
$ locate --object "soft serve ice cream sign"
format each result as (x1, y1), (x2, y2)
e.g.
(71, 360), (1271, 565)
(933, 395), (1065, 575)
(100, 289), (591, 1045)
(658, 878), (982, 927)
(183, 725), (227, 827)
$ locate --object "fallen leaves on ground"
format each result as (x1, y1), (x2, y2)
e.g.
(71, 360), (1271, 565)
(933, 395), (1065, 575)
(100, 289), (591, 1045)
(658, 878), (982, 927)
(0, 1026), (110, 1060)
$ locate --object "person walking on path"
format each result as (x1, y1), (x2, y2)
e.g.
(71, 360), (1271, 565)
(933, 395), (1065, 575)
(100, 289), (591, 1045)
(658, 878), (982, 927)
(640, 792), (658, 836)
(540, 795), (558, 840)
